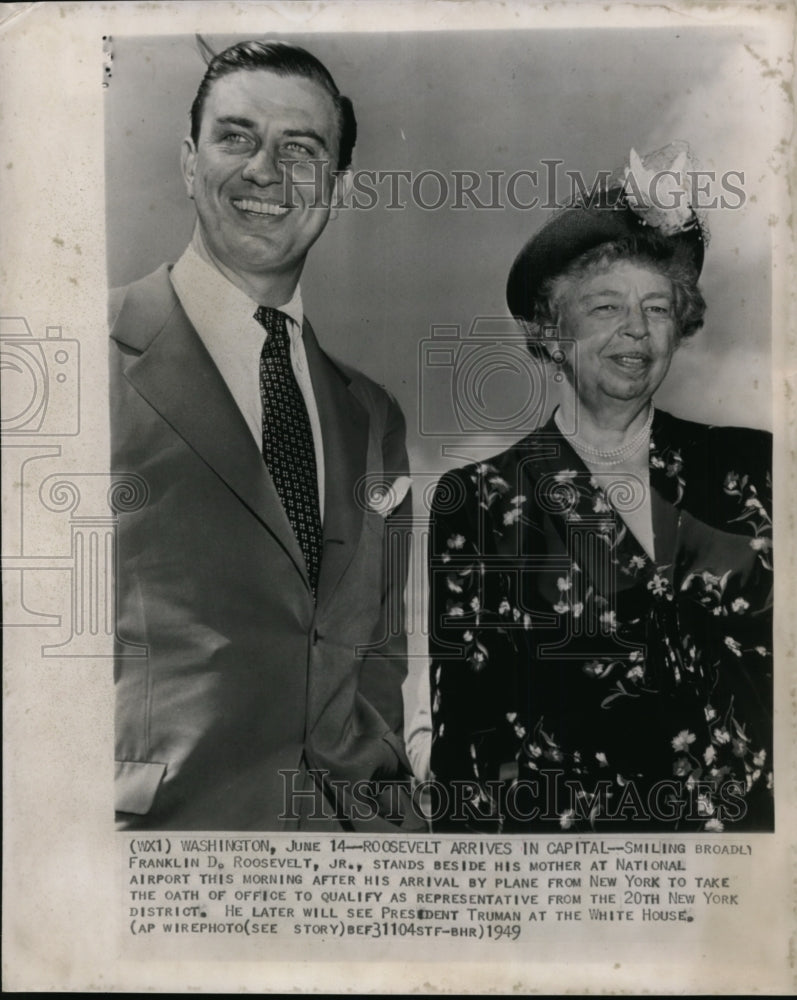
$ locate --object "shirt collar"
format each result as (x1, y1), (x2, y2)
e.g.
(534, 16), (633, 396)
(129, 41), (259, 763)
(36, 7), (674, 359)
(273, 280), (304, 331)
(171, 244), (304, 337)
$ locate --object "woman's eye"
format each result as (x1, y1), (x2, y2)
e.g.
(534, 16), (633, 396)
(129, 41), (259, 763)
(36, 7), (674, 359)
(645, 305), (671, 316)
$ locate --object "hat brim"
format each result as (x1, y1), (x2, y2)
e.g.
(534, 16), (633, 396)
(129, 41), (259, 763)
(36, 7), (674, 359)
(506, 194), (705, 322)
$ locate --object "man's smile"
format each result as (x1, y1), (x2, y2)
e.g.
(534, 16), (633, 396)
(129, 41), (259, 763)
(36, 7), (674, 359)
(231, 197), (291, 217)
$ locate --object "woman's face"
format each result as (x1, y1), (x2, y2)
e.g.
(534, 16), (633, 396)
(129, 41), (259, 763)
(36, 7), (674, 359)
(553, 259), (679, 413)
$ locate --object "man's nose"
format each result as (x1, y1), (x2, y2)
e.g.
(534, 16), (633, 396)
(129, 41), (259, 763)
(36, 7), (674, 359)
(241, 146), (283, 186)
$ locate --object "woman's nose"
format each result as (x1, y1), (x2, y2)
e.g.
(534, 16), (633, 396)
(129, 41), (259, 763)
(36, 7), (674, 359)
(621, 302), (649, 339)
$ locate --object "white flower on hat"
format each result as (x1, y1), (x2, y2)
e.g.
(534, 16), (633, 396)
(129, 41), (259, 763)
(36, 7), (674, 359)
(622, 143), (699, 237)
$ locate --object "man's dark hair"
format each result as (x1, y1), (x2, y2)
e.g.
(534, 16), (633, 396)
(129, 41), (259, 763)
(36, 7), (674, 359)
(190, 39), (357, 171)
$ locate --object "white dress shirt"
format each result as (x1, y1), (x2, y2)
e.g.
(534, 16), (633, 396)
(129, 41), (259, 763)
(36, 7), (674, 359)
(170, 245), (326, 520)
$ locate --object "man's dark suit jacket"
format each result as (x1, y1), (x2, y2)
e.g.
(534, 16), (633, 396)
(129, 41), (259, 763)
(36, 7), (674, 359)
(110, 264), (416, 830)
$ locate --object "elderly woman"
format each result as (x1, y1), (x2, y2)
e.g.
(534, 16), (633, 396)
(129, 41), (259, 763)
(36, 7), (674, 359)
(428, 156), (773, 833)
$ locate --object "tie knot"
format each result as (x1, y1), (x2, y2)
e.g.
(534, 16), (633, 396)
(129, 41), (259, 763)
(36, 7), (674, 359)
(255, 306), (289, 350)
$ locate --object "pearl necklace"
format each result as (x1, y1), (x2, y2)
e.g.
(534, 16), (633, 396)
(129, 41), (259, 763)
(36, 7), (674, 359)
(558, 405), (655, 466)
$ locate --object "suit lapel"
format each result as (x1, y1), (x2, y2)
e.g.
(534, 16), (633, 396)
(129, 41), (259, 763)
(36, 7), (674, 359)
(302, 320), (369, 610)
(110, 266), (309, 588)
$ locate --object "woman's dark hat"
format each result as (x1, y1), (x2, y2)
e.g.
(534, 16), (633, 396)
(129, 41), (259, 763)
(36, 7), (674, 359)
(506, 161), (706, 323)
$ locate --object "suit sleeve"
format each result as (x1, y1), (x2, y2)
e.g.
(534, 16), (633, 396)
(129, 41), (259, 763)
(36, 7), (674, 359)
(356, 391), (412, 739)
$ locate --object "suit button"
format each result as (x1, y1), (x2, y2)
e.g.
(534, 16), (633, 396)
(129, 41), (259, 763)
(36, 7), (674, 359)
(313, 629), (322, 644)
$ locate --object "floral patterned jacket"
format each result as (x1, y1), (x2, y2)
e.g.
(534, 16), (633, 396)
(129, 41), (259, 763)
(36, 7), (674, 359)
(428, 409), (773, 833)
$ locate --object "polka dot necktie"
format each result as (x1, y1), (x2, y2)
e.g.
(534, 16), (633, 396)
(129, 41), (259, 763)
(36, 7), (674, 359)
(256, 306), (323, 597)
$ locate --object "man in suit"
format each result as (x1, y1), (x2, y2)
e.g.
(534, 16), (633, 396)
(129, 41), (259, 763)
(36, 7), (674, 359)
(110, 40), (419, 831)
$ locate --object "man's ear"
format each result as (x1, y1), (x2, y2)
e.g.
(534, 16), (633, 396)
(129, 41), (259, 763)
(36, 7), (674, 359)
(180, 137), (197, 199)
(329, 169), (353, 221)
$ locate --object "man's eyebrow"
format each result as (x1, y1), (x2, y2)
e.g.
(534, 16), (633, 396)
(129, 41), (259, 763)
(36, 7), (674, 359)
(213, 115), (258, 130)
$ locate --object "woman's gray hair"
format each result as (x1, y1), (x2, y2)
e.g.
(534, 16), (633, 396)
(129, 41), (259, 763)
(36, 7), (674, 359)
(522, 235), (706, 358)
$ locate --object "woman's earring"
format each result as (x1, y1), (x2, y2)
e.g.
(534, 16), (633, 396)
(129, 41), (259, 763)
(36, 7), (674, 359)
(543, 325), (567, 384)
